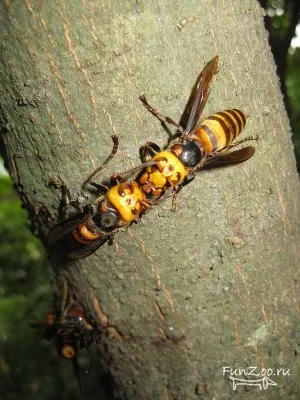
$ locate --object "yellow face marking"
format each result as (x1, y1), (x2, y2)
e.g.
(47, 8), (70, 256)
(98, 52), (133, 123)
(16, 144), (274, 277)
(147, 151), (187, 189)
(107, 182), (147, 223)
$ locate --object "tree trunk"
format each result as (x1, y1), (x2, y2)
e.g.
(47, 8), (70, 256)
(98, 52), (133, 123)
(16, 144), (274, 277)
(1, 1), (299, 399)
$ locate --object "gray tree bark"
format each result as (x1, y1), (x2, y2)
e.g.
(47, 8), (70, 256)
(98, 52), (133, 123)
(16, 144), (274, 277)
(1, 0), (299, 399)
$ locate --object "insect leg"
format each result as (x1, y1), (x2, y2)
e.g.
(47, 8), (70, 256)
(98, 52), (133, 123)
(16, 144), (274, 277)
(226, 135), (259, 150)
(171, 191), (180, 212)
(191, 156), (208, 173)
(141, 141), (162, 162)
(139, 95), (184, 133)
(49, 178), (82, 214)
(170, 174), (196, 210)
(110, 161), (158, 184)
(72, 355), (83, 391)
(110, 173), (126, 184)
(89, 181), (110, 193)
(84, 134), (119, 186)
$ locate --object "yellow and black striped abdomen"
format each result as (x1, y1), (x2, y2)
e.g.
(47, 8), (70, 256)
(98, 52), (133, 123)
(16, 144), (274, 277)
(194, 109), (246, 154)
(72, 221), (102, 245)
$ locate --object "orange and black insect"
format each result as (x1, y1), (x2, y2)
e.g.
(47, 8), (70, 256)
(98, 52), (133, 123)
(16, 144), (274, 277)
(138, 55), (257, 200)
(43, 303), (95, 360)
(31, 282), (97, 389)
(49, 55), (257, 259)
(48, 137), (155, 259)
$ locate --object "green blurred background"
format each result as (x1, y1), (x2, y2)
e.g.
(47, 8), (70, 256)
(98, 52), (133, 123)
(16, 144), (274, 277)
(0, 173), (86, 399)
(0, 1), (299, 398)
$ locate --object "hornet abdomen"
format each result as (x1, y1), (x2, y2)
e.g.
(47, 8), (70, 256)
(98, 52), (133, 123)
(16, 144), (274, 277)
(194, 109), (246, 153)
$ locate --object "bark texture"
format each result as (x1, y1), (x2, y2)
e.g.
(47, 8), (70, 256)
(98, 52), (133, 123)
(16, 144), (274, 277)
(1, 1), (300, 399)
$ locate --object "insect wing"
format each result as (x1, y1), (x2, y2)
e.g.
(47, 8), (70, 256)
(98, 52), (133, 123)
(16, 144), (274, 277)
(68, 237), (109, 259)
(29, 320), (49, 329)
(48, 213), (87, 245)
(182, 56), (219, 136)
(202, 146), (256, 169)
(72, 356), (83, 391)
(29, 319), (57, 341)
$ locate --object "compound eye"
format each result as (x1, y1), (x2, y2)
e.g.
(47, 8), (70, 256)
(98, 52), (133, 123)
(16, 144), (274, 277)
(98, 210), (119, 229)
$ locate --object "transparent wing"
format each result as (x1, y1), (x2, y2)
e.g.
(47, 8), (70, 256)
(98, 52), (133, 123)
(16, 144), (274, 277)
(68, 237), (110, 259)
(182, 56), (219, 136)
(200, 146), (256, 170)
(48, 213), (87, 245)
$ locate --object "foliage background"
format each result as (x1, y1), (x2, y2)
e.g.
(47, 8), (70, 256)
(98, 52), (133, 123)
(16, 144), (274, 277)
(0, 1), (299, 398)
(259, 0), (300, 169)
(0, 173), (84, 399)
